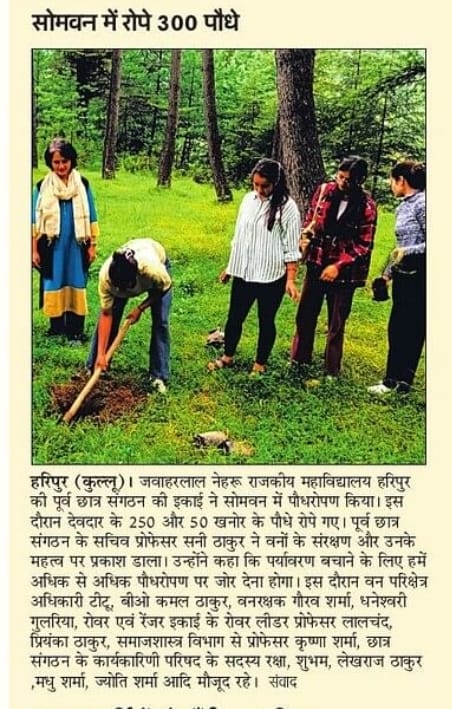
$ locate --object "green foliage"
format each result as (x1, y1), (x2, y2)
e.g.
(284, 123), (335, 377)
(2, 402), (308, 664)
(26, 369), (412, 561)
(314, 49), (425, 201)
(33, 51), (80, 156)
(119, 154), (156, 173)
(33, 48), (425, 191)
(213, 50), (279, 184)
(32, 173), (425, 465)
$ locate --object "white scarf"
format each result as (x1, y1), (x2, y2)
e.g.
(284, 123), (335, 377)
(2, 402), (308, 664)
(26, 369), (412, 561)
(35, 169), (91, 243)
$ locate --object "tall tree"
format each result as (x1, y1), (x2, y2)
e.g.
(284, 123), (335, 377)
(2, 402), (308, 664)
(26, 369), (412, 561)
(148, 49), (166, 148)
(369, 49), (394, 195)
(371, 88), (390, 196)
(157, 50), (182, 187)
(275, 49), (325, 214)
(64, 49), (111, 107)
(346, 49), (362, 152)
(201, 49), (232, 202)
(102, 50), (122, 179)
(178, 51), (202, 170)
(116, 49), (167, 158)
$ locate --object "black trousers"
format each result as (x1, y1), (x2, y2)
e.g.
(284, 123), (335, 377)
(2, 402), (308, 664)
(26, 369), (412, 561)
(224, 275), (286, 365)
(384, 266), (426, 390)
(49, 312), (85, 337)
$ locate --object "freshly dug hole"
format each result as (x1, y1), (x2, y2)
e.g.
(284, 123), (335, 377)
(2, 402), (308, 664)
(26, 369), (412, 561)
(51, 372), (148, 423)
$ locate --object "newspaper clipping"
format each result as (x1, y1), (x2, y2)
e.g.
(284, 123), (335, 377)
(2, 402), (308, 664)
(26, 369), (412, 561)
(9, 1), (451, 708)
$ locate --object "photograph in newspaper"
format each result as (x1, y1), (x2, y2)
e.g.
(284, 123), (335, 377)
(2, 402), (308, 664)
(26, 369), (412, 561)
(31, 47), (426, 466)
(9, 2), (451, 709)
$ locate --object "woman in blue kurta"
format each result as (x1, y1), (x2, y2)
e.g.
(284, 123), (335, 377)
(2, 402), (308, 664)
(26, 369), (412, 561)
(32, 138), (99, 343)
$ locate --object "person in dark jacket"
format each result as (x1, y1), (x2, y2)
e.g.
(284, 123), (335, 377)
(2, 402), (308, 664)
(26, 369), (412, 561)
(292, 155), (377, 380)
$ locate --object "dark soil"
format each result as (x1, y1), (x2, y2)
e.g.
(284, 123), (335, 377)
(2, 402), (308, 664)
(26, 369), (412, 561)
(51, 372), (148, 423)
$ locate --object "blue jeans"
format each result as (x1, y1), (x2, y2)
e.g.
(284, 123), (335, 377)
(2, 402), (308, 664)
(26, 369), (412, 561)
(86, 264), (172, 381)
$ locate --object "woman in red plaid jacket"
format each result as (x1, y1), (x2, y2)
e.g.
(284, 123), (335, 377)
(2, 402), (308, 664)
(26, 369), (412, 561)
(292, 156), (377, 379)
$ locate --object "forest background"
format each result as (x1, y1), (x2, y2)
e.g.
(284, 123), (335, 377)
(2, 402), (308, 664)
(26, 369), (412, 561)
(31, 48), (426, 465)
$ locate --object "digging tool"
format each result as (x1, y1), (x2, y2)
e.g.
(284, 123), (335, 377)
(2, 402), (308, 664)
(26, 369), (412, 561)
(62, 318), (133, 424)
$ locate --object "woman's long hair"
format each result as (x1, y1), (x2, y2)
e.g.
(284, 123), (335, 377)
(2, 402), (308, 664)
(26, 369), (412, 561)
(251, 158), (290, 231)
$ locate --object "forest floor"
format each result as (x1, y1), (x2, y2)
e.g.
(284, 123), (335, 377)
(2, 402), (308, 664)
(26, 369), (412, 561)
(32, 171), (426, 466)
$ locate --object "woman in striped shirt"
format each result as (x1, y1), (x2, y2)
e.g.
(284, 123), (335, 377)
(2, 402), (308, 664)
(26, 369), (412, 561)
(208, 158), (301, 375)
(368, 160), (426, 396)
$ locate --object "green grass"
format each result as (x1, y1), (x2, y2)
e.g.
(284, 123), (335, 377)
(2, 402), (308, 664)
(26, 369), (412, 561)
(32, 170), (425, 465)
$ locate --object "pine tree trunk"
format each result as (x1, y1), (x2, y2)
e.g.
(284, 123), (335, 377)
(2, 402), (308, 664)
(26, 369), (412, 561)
(178, 61), (196, 169)
(201, 49), (232, 202)
(347, 49), (362, 152)
(150, 50), (164, 145)
(371, 90), (389, 196)
(275, 49), (325, 215)
(102, 49), (122, 179)
(157, 50), (182, 187)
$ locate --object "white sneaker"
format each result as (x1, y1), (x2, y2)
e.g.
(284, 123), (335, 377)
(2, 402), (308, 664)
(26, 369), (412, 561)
(149, 377), (167, 394)
(367, 382), (393, 396)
